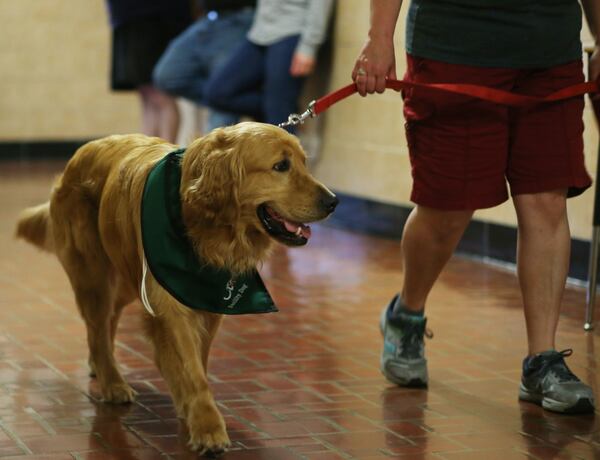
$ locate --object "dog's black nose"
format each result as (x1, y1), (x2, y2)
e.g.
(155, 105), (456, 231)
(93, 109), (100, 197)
(320, 193), (339, 214)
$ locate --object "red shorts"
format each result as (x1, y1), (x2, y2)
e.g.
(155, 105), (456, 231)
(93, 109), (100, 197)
(403, 54), (592, 210)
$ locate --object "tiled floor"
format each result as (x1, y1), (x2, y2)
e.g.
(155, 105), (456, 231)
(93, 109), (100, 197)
(1, 159), (600, 459)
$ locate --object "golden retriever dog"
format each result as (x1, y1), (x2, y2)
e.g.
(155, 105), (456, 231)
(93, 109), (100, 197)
(15, 122), (338, 454)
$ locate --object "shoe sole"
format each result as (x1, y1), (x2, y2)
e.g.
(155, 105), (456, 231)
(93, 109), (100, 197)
(381, 369), (428, 388)
(381, 357), (428, 388)
(519, 385), (595, 414)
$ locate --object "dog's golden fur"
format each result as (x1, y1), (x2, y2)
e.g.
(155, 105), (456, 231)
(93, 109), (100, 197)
(16, 122), (335, 454)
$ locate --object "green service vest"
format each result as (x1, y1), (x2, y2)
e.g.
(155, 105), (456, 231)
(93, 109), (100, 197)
(140, 149), (278, 315)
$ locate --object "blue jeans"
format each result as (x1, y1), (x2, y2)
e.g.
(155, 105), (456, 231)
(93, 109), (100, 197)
(204, 36), (306, 132)
(152, 8), (254, 130)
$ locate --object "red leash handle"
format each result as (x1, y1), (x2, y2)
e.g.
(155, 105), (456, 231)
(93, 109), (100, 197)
(279, 78), (600, 127)
(315, 79), (600, 114)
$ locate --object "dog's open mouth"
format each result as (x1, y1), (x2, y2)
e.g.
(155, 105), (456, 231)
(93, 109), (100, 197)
(257, 204), (312, 246)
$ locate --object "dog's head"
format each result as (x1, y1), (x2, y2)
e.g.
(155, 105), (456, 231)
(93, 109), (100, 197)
(180, 122), (337, 272)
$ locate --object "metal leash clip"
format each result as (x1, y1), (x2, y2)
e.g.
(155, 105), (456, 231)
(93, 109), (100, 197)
(278, 101), (317, 128)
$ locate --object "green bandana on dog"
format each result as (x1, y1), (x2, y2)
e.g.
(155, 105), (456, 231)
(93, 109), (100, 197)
(140, 149), (278, 315)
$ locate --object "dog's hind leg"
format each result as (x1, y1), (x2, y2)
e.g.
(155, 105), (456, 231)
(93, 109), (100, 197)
(88, 279), (134, 379)
(144, 308), (230, 455)
(66, 264), (135, 404)
(52, 196), (135, 403)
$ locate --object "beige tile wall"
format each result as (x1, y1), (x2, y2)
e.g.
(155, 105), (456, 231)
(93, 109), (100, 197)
(313, 0), (598, 241)
(0, 0), (597, 240)
(0, 0), (138, 140)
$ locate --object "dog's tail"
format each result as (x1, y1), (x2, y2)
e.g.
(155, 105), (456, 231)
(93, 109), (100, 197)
(15, 202), (54, 253)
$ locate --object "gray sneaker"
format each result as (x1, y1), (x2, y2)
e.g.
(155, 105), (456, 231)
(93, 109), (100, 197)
(519, 349), (595, 414)
(379, 295), (430, 387)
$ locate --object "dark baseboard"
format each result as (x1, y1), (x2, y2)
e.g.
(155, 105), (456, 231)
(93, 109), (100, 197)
(326, 191), (591, 283)
(0, 140), (90, 160)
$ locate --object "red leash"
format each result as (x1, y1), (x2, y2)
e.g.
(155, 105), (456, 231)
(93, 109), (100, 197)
(279, 78), (600, 128)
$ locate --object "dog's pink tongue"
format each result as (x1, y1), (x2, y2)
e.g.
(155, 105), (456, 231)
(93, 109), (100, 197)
(283, 220), (312, 239)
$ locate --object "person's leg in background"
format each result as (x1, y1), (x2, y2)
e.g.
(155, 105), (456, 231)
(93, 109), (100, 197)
(153, 8), (255, 131)
(113, 16), (189, 143)
(138, 84), (179, 142)
(205, 8), (256, 131)
(204, 39), (265, 121)
(153, 19), (215, 104)
(263, 35), (306, 131)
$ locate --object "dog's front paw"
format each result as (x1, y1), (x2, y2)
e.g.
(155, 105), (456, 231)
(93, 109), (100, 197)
(187, 411), (231, 455)
(188, 429), (231, 456)
(102, 381), (136, 404)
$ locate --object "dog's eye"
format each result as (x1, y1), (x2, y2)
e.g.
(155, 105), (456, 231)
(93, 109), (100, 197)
(273, 158), (290, 172)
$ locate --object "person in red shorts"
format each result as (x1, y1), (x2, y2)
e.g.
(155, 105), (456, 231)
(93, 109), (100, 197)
(354, 0), (600, 414)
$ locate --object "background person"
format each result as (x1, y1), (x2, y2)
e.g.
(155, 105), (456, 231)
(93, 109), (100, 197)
(204, 0), (335, 133)
(106, 0), (191, 142)
(153, 0), (256, 133)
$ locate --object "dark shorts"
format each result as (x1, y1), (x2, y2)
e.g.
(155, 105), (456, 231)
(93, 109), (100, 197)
(111, 16), (188, 91)
(403, 53), (592, 210)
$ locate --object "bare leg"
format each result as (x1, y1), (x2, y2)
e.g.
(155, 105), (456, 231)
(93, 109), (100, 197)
(381, 205), (473, 387)
(139, 85), (180, 142)
(400, 205), (473, 311)
(156, 91), (180, 143)
(139, 85), (158, 137)
(513, 190), (570, 355)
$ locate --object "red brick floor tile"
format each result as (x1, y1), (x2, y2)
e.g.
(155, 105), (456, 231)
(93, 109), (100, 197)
(232, 407), (282, 424)
(300, 452), (347, 460)
(0, 440), (25, 457)
(0, 455), (74, 460)
(383, 433), (467, 455)
(327, 414), (381, 433)
(23, 433), (106, 454)
(4, 161), (600, 459)
(315, 431), (410, 452)
(71, 449), (164, 460)
(250, 390), (330, 406)
(137, 434), (185, 455)
(236, 435), (318, 449)
(2, 422), (50, 439)
(249, 373), (301, 391)
(383, 421), (431, 437)
(227, 429), (270, 443)
(221, 447), (302, 459)
(127, 419), (181, 437)
(440, 450), (532, 460)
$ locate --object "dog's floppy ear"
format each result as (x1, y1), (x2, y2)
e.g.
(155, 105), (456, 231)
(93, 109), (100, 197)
(181, 128), (245, 224)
